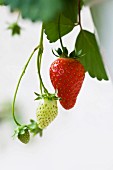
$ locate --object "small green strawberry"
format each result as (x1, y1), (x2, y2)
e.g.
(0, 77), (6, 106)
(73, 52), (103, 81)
(18, 128), (30, 144)
(36, 99), (58, 129)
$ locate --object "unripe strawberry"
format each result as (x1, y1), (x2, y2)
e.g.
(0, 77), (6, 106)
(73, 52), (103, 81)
(36, 99), (58, 129)
(18, 129), (30, 144)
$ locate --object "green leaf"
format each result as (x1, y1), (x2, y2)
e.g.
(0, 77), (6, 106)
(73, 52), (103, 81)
(75, 30), (108, 80)
(62, 0), (84, 23)
(4, 0), (84, 22)
(62, 0), (78, 23)
(7, 22), (21, 36)
(28, 119), (43, 137)
(44, 0), (83, 42)
(0, 0), (4, 5)
(44, 14), (75, 43)
(4, 0), (85, 22)
(4, 0), (64, 22)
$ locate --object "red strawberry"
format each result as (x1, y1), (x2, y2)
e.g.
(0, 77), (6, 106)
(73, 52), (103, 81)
(50, 57), (85, 110)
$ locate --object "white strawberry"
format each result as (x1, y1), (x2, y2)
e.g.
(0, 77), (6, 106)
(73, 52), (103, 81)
(36, 99), (58, 129)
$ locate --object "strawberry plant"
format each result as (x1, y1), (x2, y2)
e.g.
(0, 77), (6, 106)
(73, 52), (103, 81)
(11, 25), (59, 144)
(0, 0), (109, 144)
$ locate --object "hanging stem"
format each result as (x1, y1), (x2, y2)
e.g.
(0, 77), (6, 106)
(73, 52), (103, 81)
(37, 24), (49, 94)
(39, 52), (43, 94)
(16, 11), (21, 23)
(58, 15), (65, 53)
(12, 46), (39, 126)
(78, 0), (82, 30)
(38, 25), (43, 94)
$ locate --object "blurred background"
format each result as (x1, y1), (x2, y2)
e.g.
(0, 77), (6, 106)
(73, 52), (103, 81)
(0, 4), (113, 170)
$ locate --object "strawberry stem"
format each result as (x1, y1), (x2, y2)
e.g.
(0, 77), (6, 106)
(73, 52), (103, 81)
(78, 0), (82, 30)
(16, 11), (21, 24)
(12, 46), (39, 126)
(37, 24), (49, 94)
(58, 15), (65, 54)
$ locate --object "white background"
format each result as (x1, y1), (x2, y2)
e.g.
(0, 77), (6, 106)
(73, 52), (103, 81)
(0, 6), (113, 170)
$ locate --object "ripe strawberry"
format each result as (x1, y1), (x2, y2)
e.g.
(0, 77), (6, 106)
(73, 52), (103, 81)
(36, 99), (58, 129)
(50, 57), (85, 109)
(18, 129), (30, 144)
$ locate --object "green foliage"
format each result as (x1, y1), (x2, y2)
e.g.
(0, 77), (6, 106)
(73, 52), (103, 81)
(4, 0), (84, 22)
(14, 120), (43, 144)
(7, 22), (21, 36)
(4, 0), (84, 42)
(28, 119), (43, 137)
(44, 0), (81, 42)
(44, 15), (75, 43)
(62, 0), (78, 23)
(0, 1), (108, 81)
(75, 30), (108, 80)
(4, 0), (64, 22)
(0, 0), (4, 5)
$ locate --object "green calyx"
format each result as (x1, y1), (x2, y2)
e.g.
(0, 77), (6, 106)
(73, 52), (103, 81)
(69, 49), (85, 59)
(52, 47), (68, 58)
(52, 47), (85, 60)
(13, 119), (43, 144)
(27, 119), (43, 137)
(34, 91), (61, 101)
